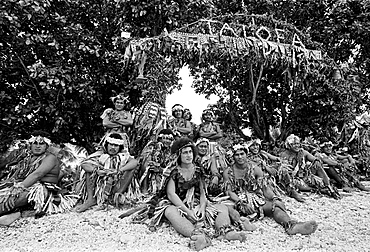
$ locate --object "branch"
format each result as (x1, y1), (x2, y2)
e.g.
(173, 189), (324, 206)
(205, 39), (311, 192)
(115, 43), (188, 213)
(14, 52), (41, 98)
(251, 61), (265, 104)
(0, 122), (14, 130)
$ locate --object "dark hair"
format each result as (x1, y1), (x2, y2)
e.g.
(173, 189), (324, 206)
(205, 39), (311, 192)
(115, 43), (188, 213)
(318, 137), (330, 144)
(171, 104), (184, 117)
(171, 137), (198, 165)
(183, 108), (192, 120)
(158, 129), (174, 137)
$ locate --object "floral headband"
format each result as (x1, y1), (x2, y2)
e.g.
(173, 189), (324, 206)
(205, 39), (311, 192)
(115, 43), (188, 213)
(285, 134), (300, 148)
(28, 135), (51, 145)
(172, 104), (183, 112)
(158, 133), (174, 141)
(202, 109), (215, 118)
(247, 139), (262, 147)
(320, 141), (334, 148)
(111, 93), (129, 103)
(195, 138), (210, 146)
(105, 136), (127, 146)
(232, 143), (249, 153)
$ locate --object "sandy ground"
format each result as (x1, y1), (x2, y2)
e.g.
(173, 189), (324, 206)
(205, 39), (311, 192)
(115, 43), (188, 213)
(1, 182), (370, 252)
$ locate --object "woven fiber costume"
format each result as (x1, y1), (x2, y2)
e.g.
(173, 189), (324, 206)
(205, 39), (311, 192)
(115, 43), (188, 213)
(280, 134), (340, 199)
(223, 163), (266, 220)
(138, 131), (177, 195)
(0, 136), (78, 216)
(78, 134), (141, 207)
(246, 139), (284, 197)
(128, 138), (218, 234)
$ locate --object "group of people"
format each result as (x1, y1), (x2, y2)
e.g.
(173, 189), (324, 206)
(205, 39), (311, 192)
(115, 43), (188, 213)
(0, 93), (369, 251)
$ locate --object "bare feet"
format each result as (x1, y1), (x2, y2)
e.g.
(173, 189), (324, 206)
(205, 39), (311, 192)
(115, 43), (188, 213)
(224, 231), (247, 242)
(286, 220), (318, 235)
(290, 190), (305, 202)
(342, 186), (355, 193)
(189, 234), (212, 251)
(74, 200), (96, 213)
(240, 218), (257, 231)
(0, 212), (21, 226)
(356, 182), (370, 191)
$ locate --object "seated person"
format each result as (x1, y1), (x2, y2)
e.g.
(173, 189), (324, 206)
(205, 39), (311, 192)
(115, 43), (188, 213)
(0, 132), (77, 225)
(279, 134), (341, 199)
(195, 138), (256, 232)
(129, 138), (247, 251)
(224, 144), (318, 235)
(75, 133), (138, 212)
(194, 138), (223, 197)
(247, 138), (304, 202)
(316, 138), (369, 192)
(138, 129), (176, 194)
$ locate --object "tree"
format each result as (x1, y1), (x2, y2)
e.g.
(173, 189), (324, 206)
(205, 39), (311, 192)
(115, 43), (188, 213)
(0, 0), (214, 152)
(188, 0), (370, 142)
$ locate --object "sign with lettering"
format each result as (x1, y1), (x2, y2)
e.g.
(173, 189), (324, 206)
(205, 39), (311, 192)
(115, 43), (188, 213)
(125, 17), (323, 68)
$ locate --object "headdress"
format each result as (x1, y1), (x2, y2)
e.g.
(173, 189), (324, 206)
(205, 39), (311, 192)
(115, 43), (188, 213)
(357, 111), (370, 126)
(285, 134), (300, 148)
(28, 135), (52, 146)
(195, 138), (210, 146)
(202, 109), (215, 119)
(247, 138), (262, 148)
(111, 93), (129, 104)
(232, 143), (249, 154)
(102, 133), (129, 151)
(171, 137), (197, 156)
(158, 129), (175, 141)
(105, 136), (126, 146)
(171, 104), (184, 112)
(319, 137), (334, 148)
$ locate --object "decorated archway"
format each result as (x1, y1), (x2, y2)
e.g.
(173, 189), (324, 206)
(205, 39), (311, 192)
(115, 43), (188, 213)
(122, 14), (350, 153)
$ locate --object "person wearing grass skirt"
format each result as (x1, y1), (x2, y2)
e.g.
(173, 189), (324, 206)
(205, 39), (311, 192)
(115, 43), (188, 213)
(0, 132), (78, 225)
